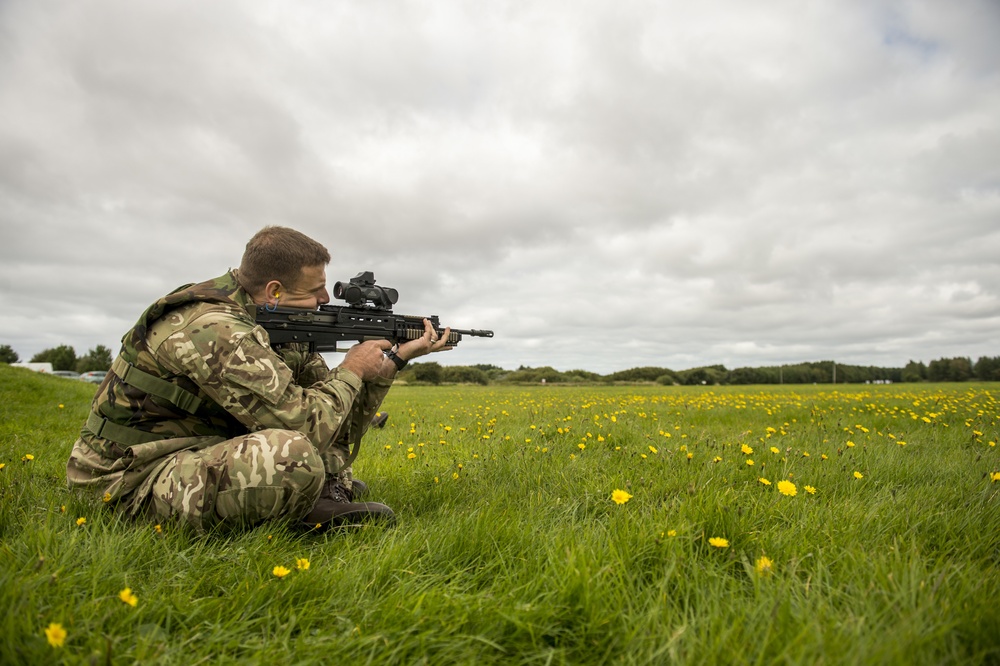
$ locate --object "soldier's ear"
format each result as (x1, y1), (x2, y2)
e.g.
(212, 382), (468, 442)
(264, 280), (283, 302)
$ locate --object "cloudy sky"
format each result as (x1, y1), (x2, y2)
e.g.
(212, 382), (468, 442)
(1, 0), (998, 375)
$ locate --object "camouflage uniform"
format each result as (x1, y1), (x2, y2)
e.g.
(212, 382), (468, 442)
(66, 271), (392, 531)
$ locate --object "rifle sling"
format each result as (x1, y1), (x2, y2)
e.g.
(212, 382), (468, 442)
(86, 411), (167, 446)
(111, 356), (204, 414)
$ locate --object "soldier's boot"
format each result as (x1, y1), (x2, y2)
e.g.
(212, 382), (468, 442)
(350, 479), (369, 498)
(371, 411), (390, 429)
(302, 477), (394, 530)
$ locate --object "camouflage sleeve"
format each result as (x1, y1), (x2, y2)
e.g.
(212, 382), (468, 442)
(274, 343), (331, 387)
(150, 307), (370, 451)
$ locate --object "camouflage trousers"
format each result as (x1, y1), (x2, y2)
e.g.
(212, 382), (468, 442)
(147, 429), (354, 531)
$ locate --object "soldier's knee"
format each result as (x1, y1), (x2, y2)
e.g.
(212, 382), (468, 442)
(211, 430), (325, 524)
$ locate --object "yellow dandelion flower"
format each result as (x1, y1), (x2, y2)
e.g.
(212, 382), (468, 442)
(296, 558), (310, 571)
(118, 588), (138, 607)
(805, 485), (817, 494)
(611, 489), (632, 505)
(713, 456), (722, 463)
(103, 492), (112, 503)
(758, 477), (771, 486)
(746, 459), (754, 466)
(154, 524), (162, 534)
(22, 454), (34, 462)
(686, 452), (693, 459)
(846, 441), (856, 448)
(272, 566), (291, 578)
(741, 444), (753, 455)
(44, 622), (67, 648)
(777, 480), (797, 497)
(0, 463), (5, 470)
(709, 537), (729, 548)
(770, 447), (779, 454)
(578, 443), (586, 450)
(821, 454), (828, 460)
(754, 556), (774, 577)
(667, 530), (677, 537)
(76, 517), (86, 526)
(854, 471), (864, 479)
(648, 445), (657, 454)
(407, 452), (416, 460)
(452, 472), (459, 480)
(989, 472), (1000, 483)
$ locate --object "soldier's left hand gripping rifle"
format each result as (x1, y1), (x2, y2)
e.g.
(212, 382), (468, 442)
(253, 271), (494, 356)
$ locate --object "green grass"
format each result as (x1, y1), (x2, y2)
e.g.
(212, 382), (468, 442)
(1, 364), (998, 664)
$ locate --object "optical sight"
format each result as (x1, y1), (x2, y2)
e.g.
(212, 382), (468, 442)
(333, 271), (399, 309)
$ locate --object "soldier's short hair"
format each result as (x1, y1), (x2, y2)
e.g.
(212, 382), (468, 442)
(238, 226), (331, 293)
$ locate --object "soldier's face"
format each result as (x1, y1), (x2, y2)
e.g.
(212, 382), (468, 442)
(281, 264), (330, 309)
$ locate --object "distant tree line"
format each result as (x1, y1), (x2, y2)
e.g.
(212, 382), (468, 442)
(0, 343), (114, 373)
(5, 343), (998, 385)
(398, 356), (1000, 385)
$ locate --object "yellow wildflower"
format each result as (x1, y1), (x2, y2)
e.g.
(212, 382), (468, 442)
(805, 485), (817, 494)
(741, 444), (753, 455)
(273, 566), (291, 578)
(754, 556), (774, 577)
(758, 477), (771, 486)
(611, 489), (632, 505)
(854, 471), (864, 479)
(296, 558), (310, 571)
(709, 537), (729, 548)
(76, 517), (86, 527)
(777, 480), (797, 497)
(118, 588), (138, 607)
(44, 622), (67, 648)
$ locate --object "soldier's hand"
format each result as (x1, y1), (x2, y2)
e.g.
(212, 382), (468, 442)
(339, 339), (395, 381)
(398, 318), (453, 362)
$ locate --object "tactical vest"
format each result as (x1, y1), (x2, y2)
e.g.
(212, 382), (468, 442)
(85, 272), (252, 446)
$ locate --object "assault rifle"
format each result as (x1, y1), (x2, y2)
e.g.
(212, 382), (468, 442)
(254, 271), (494, 353)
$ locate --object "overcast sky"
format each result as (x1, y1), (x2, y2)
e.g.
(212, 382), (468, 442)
(1, 0), (998, 375)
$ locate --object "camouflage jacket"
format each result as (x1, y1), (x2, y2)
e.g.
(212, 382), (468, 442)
(66, 270), (392, 511)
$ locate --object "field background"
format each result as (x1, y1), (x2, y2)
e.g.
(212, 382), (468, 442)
(1, 364), (998, 665)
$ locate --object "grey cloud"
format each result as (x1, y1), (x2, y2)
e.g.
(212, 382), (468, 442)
(1, 0), (998, 373)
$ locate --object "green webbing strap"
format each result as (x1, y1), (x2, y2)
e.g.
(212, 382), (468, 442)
(111, 357), (204, 414)
(86, 411), (167, 446)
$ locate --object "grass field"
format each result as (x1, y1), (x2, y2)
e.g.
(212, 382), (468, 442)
(1, 364), (998, 665)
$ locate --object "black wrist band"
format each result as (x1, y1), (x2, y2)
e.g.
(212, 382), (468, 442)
(385, 349), (408, 371)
